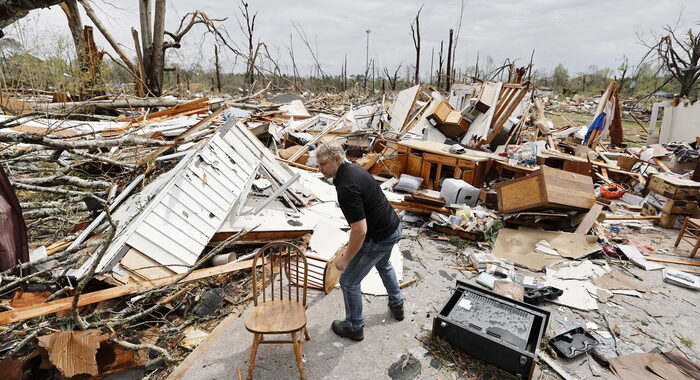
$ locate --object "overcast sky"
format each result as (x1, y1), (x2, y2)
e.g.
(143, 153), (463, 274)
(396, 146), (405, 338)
(16, 0), (700, 79)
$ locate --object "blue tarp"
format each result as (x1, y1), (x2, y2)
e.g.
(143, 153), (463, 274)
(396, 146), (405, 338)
(583, 112), (606, 144)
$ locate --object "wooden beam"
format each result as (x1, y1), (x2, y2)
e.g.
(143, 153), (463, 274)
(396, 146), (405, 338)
(645, 257), (700, 267)
(574, 203), (604, 234)
(0, 259), (258, 325)
(481, 86), (529, 146)
(275, 157), (317, 172)
(603, 215), (661, 221)
(652, 157), (672, 173)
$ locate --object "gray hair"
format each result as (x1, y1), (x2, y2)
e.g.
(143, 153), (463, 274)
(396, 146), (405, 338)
(315, 141), (346, 161)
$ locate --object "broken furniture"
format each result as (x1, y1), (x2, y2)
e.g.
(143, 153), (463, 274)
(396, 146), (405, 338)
(396, 139), (490, 189)
(433, 281), (549, 380)
(427, 100), (470, 138)
(674, 218), (700, 258)
(523, 286), (563, 306)
(245, 242), (310, 380)
(642, 174), (700, 228)
(549, 327), (598, 359)
(646, 173), (700, 200)
(494, 165), (596, 214)
(642, 191), (700, 229)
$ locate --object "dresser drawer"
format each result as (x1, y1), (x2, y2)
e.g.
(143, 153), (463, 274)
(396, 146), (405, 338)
(424, 153), (457, 166)
(457, 158), (476, 169)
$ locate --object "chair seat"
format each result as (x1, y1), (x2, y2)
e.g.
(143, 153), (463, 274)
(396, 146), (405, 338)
(245, 300), (307, 334)
(688, 218), (700, 227)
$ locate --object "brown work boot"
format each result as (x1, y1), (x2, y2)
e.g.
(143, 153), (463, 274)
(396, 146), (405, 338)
(331, 320), (364, 341)
(389, 302), (404, 321)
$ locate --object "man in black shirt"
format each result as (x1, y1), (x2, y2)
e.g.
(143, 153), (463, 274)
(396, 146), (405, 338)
(316, 142), (404, 342)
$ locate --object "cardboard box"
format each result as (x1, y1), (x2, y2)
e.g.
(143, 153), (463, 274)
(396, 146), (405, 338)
(647, 174), (700, 200)
(644, 191), (699, 215)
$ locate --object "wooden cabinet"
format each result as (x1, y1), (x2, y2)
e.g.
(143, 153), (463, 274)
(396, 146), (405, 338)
(494, 166), (595, 213)
(396, 140), (491, 189)
(406, 153), (423, 177)
(424, 153), (457, 166)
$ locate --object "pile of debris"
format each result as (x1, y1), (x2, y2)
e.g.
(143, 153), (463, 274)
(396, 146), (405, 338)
(1, 77), (700, 379)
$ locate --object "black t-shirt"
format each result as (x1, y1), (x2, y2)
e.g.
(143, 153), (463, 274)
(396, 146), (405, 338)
(334, 162), (400, 241)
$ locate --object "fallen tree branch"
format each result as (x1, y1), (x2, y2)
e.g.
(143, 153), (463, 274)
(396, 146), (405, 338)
(110, 227), (256, 322)
(109, 337), (173, 362)
(67, 150), (138, 168)
(0, 130), (175, 149)
(11, 182), (106, 203)
(13, 175), (113, 189)
(71, 210), (116, 330)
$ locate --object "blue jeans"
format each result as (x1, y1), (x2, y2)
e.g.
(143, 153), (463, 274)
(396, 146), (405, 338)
(339, 224), (403, 331)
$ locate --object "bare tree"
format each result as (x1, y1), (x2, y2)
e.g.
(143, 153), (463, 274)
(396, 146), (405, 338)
(437, 41), (444, 89)
(384, 64), (402, 90)
(618, 55), (630, 94)
(410, 5), (423, 84)
(236, 0), (257, 87)
(651, 27), (700, 97)
(445, 29), (453, 91)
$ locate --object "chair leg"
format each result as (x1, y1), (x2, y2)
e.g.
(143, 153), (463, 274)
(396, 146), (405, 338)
(675, 218), (688, 247)
(691, 235), (700, 258)
(304, 326), (311, 341)
(291, 331), (306, 380)
(247, 333), (261, 380)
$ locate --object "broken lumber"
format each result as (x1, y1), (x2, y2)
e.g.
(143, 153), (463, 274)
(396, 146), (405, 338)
(603, 215), (661, 221)
(575, 203), (605, 234)
(0, 259), (259, 325)
(645, 257), (700, 267)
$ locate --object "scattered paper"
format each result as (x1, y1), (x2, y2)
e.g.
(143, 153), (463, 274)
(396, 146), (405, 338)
(457, 299), (473, 310)
(586, 322), (599, 330)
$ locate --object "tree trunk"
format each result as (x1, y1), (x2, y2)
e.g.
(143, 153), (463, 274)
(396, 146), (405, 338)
(150, 0), (166, 96)
(446, 29), (453, 92)
(214, 45), (221, 92)
(437, 41), (443, 90)
(59, 1), (86, 67)
(139, 0), (153, 85)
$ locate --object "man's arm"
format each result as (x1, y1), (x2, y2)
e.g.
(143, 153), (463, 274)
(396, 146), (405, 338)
(335, 219), (367, 271)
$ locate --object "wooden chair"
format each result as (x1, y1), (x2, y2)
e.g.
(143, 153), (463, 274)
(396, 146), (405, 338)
(674, 217), (700, 258)
(245, 242), (309, 380)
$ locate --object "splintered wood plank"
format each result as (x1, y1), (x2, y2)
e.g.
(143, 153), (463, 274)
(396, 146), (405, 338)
(574, 203), (604, 235)
(0, 259), (258, 325)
